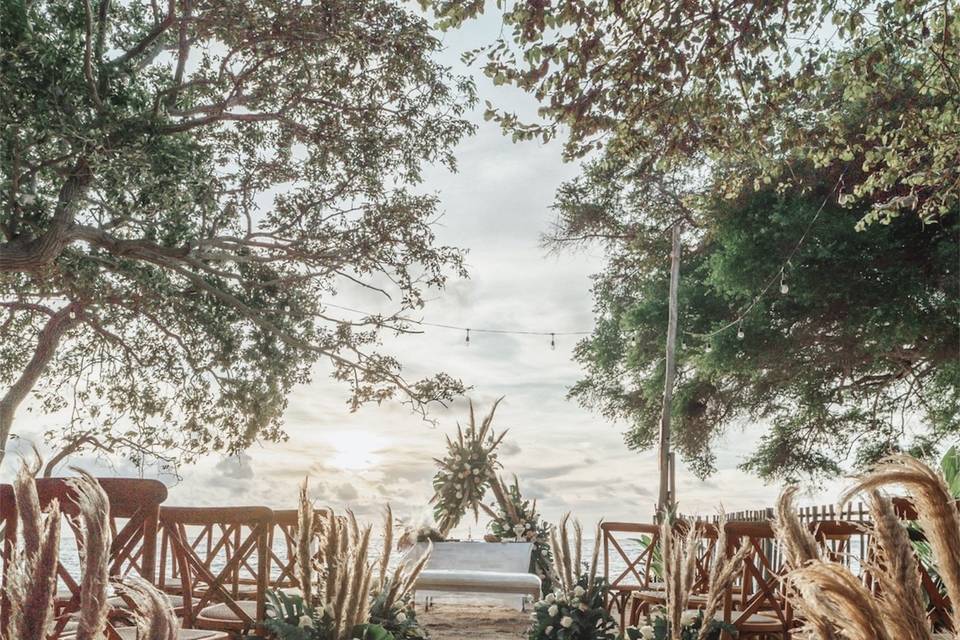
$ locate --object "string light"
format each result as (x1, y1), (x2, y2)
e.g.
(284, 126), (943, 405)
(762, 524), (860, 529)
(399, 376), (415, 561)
(780, 270), (789, 295)
(736, 321), (745, 340)
(322, 303), (590, 346)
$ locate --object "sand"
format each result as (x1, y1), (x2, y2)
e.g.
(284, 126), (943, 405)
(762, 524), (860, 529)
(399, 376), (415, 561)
(420, 603), (530, 640)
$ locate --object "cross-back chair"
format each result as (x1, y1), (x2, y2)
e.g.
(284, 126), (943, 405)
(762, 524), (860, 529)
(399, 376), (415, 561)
(600, 521), (662, 628)
(159, 506), (272, 634)
(0, 477), (168, 640)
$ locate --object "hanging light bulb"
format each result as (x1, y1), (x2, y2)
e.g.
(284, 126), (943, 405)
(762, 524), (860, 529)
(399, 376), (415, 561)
(780, 270), (789, 295)
(705, 342), (713, 353)
(737, 322), (745, 340)
(550, 333), (556, 350)
(465, 328), (470, 347)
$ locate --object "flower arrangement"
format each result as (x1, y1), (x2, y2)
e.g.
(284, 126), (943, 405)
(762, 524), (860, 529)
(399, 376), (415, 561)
(482, 474), (554, 593)
(265, 488), (431, 640)
(430, 398), (507, 535)
(774, 454), (960, 639)
(528, 514), (618, 640)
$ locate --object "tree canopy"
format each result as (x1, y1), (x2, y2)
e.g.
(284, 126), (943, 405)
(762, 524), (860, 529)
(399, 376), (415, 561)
(432, 0), (959, 227)
(558, 159), (958, 481)
(0, 1), (476, 468)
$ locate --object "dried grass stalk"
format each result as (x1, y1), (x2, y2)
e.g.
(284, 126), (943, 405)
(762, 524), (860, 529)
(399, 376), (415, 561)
(550, 513), (577, 593)
(841, 454), (960, 633)
(117, 576), (180, 640)
(787, 562), (894, 640)
(6, 462), (61, 640)
(297, 479), (314, 606)
(12, 456), (43, 557)
(587, 520), (602, 594)
(697, 519), (749, 640)
(661, 517), (695, 640)
(774, 486), (822, 567)
(772, 489), (840, 640)
(865, 491), (933, 640)
(310, 505), (419, 640)
(69, 469), (112, 640)
(379, 504), (394, 593)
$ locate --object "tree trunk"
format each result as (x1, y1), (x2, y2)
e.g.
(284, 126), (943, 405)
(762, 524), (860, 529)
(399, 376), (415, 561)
(0, 305), (81, 467)
(657, 224), (682, 519)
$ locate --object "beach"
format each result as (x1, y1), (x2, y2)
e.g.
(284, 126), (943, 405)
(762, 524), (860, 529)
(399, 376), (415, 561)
(421, 604), (529, 640)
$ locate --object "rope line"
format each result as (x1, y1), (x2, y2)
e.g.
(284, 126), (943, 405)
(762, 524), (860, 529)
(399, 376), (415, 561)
(322, 303), (592, 337)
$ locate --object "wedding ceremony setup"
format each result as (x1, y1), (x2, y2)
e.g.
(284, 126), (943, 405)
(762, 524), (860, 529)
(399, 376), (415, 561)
(1, 1), (958, 640)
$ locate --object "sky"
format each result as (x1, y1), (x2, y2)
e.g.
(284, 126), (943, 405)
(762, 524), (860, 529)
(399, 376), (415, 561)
(4, 6), (848, 534)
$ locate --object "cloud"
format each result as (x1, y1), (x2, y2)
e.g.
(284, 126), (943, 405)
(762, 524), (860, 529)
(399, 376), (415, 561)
(334, 482), (359, 501)
(500, 441), (522, 456)
(213, 453), (254, 480)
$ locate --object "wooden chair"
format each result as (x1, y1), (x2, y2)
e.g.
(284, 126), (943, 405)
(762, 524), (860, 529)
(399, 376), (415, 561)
(0, 477), (170, 640)
(718, 521), (792, 640)
(600, 521), (662, 628)
(159, 506), (272, 634)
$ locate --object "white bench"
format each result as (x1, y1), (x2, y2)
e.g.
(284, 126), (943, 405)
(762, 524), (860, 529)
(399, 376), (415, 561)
(408, 541), (542, 610)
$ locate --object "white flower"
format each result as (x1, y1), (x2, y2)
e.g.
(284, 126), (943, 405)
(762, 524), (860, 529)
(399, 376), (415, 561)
(547, 604), (559, 617)
(396, 612), (407, 623)
(649, 609), (665, 621)
(681, 610), (699, 627)
(545, 626), (553, 635)
(573, 585), (585, 597)
(472, 468), (480, 475)
(560, 616), (573, 629)
(298, 615), (314, 628)
(545, 593), (556, 604)
(639, 625), (655, 640)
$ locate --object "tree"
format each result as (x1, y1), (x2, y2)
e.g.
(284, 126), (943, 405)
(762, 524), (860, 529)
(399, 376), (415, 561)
(432, 0), (959, 226)
(554, 157), (958, 481)
(0, 1), (477, 468)
(429, 0), (959, 480)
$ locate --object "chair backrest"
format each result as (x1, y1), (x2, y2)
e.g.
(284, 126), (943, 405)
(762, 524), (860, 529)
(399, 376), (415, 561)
(159, 505), (272, 629)
(0, 477), (167, 640)
(42, 477), (167, 582)
(600, 521), (662, 593)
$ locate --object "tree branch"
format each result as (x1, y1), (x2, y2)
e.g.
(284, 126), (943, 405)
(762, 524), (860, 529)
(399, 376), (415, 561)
(0, 303), (83, 466)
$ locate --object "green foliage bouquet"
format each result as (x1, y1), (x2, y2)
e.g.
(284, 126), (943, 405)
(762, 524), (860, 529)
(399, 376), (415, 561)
(430, 399), (507, 534)
(623, 608), (729, 640)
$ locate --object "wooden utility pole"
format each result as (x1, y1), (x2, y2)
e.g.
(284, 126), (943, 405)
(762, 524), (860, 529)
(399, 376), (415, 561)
(657, 224), (682, 519)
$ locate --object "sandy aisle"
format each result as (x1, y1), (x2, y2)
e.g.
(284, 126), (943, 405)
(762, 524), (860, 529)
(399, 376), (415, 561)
(420, 604), (530, 640)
